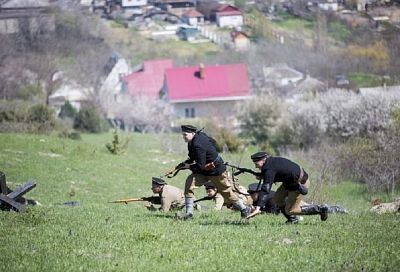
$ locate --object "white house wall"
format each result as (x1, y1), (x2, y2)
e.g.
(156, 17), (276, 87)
(121, 0), (147, 7)
(217, 15), (243, 27)
(172, 100), (244, 120)
(100, 58), (130, 95)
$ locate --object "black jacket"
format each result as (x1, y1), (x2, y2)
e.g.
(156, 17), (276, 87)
(257, 157), (308, 207)
(185, 132), (226, 176)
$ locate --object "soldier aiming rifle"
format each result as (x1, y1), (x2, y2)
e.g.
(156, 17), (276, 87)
(109, 196), (161, 205)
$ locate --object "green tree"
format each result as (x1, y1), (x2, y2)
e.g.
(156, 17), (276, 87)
(59, 101), (77, 119)
(73, 105), (104, 133)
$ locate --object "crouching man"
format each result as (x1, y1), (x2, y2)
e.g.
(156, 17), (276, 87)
(247, 152), (329, 224)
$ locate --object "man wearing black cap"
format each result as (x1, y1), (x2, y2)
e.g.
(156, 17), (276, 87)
(150, 177), (186, 212)
(247, 152), (329, 223)
(179, 125), (251, 219)
(247, 183), (279, 214)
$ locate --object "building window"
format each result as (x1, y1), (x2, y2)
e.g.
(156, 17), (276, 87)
(185, 107), (195, 118)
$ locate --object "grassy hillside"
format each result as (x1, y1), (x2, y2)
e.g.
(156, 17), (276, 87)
(0, 133), (399, 271)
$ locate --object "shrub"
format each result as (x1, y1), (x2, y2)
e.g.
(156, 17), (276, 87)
(59, 101), (77, 119)
(238, 96), (283, 147)
(211, 127), (243, 153)
(28, 104), (55, 123)
(105, 130), (129, 155)
(58, 129), (81, 140)
(288, 89), (400, 148)
(73, 105), (105, 133)
(0, 100), (31, 123)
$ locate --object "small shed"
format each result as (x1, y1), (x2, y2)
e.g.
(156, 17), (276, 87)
(231, 31), (250, 51)
(177, 26), (200, 41)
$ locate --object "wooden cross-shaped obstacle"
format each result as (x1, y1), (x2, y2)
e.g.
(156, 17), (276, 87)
(0, 171), (36, 212)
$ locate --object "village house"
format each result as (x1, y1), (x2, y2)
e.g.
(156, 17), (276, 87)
(215, 4), (243, 28)
(231, 30), (250, 51)
(162, 63), (251, 122)
(48, 81), (92, 116)
(100, 53), (131, 100)
(158, 0), (195, 17)
(121, 59), (174, 99)
(181, 9), (204, 26)
(263, 65), (304, 88)
(0, 0), (55, 35)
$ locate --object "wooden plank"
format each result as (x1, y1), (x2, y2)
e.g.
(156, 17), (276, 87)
(7, 180), (36, 199)
(0, 171), (6, 194)
(0, 194), (26, 212)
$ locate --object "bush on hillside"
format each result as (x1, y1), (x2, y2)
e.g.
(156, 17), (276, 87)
(238, 95), (284, 149)
(0, 100), (31, 123)
(59, 101), (77, 119)
(73, 105), (106, 133)
(105, 129), (130, 155)
(0, 100), (58, 132)
(28, 104), (57, 132)
(288, 89), (400, 148)
(302, 128), (400, 194)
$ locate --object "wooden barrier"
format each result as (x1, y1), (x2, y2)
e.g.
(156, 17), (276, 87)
(0, 171), (36, 212)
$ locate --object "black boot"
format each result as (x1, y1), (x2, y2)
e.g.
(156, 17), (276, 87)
(300, 205), (329, 221)
(280, 206), (299, 224)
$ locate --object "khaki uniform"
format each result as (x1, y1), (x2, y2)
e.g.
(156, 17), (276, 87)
(273, 179), (310, 215)
(185, 172), (240, 205)
(160, 185), (185, 212)
(212, 184), (253, 210)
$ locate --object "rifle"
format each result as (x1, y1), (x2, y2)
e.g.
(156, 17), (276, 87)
(194, 196), (213, 203)
(163, 162), (187, 178)
(109, 196), (161, 205)
(225, 162), (261, 177)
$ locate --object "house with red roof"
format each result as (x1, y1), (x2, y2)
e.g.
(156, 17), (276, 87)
(181, 9), (204, 26)
(231, 30), (250, 51)
(121, 59), (174, 99)
(215, 4), (243, 28)
(162, 63), (251, 121)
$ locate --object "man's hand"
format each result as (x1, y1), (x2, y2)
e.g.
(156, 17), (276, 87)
(246, 206), (261, 219)
(181, 163), (192, 169)
(145, 204), (157, 211)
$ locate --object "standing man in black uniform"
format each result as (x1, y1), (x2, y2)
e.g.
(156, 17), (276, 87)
(180, 125), (251, 220)
(247, 151), (328, 223)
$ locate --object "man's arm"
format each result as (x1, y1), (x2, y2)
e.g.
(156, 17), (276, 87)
(247, 170), (275, 219)
(160, 196), (172, 212)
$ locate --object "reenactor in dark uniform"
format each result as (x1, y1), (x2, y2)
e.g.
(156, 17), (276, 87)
(180, 125), (251, 220)
(247, 151), (329, 223)
(247, 182), (348, 217)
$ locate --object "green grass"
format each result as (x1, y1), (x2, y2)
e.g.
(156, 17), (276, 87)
(0, 133), (399, 271)
(348, 73), (382, 88)
(328, 22), (351, 41)
(273, 13), (313, 32)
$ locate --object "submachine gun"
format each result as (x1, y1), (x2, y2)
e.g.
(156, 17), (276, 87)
(224, 162), (261, 178)
(109, 196), (161, 205)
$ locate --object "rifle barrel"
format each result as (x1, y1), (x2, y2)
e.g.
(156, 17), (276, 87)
(109, 198), (146, 203)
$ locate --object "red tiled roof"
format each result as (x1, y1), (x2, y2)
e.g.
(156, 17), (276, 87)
(165, 63), (250, 102)
(183, 9), (204, 17)
(122, 59), (174, 99)
(215, 5), (242, 16)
